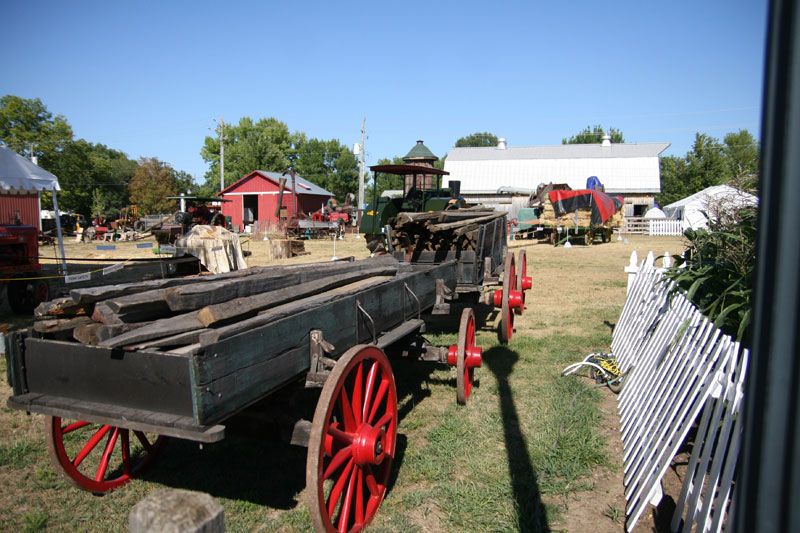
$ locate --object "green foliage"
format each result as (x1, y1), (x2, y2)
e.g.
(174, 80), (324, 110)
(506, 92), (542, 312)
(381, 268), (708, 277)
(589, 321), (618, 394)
(128, 158), (180, 214)
(293, 136), (359, 200)
(1, 95), (146, 216)
(657, 130), (760, 206)
(0, 95), (73, 160)
(562, 125), (625, 144)
(665, 201), (757, 345)
(200, 116), (298, 190)
(723, 129), (760, 181)
(370, 156), (406, 198)
(22, 510), (48, 533)
(45, 140), (138, 216)
(455, 132), (499, 147)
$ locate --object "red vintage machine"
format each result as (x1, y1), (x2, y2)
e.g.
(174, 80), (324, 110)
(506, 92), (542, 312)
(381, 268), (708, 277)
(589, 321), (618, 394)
(0, 224), (49, 313)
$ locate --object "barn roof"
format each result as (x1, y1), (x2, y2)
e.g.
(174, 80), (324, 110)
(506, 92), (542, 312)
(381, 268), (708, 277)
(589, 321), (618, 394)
(444, 142), (670, 194)
(220, 170), (333, 197)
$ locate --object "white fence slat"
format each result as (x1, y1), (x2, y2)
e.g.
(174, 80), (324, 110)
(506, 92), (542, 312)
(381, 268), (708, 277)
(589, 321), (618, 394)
(624, 345), (732, 527)
(619, 307), (706, 435)
(622, 318), (721, 462)
(677, 353), (735, 532)
(617, 296), (696, 418)
(613, 250), (745, 532)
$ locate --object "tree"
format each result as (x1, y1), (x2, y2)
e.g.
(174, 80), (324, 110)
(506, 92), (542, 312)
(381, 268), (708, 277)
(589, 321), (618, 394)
(723, 129), (760, 185)
(562, 125), (625, 144)
(0, 95), (73, 161)
(129, 158), (180, 214)
(294, 137), (359, 201)
(44, 140), (138, 217)
(683, 133), (728, 193)
(200, 116), (299, 192)
(655, 155), (688, 206)
(455, 132), (498, 147)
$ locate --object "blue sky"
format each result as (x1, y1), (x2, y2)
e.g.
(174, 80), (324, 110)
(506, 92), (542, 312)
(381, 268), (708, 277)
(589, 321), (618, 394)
(1, 0), (768, 185)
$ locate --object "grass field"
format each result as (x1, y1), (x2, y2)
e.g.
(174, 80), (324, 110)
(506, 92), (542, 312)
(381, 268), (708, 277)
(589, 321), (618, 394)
(0, 233), (686, 532)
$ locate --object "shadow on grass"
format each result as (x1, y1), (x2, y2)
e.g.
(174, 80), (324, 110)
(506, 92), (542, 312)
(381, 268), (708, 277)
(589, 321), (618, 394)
(140, 417), (308, 509)
(483, 344), (551, 533)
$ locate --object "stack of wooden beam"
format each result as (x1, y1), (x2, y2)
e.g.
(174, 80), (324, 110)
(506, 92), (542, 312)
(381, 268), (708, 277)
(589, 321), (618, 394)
(389, 207), (505, 253)
(32, 256), (401, 354)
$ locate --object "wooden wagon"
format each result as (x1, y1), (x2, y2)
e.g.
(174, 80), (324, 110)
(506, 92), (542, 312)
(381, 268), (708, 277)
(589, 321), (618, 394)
(386, 211), (532, 344)
(5, 255), (513, 532)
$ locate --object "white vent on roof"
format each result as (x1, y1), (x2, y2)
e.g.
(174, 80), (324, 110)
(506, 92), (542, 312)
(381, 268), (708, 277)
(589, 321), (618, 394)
(497, 138), (507, 150)
(601, 134), (612, 147)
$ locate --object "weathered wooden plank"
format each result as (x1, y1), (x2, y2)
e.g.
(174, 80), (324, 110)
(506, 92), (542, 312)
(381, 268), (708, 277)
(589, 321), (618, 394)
(22, 338), (194, 417)
(104, 288), (172, 314)
(69, 256), (390, 305)
(195, 262), (457, 384)
(197, 276), (392, 347)
(197, 265), (400, 327)
(164, 257), (398, 312)
(133, 329), (211, 350)
(428, 211), (506, 232)
(34, 297), (93, 317)
(73, 322), (103, 345)
(92, 301), (170, 325)
(192, 344), (309, 426)
(99, 312), (205, 348)
(96, 322), (153, 342)
(6, 393), (224, 442)
(33, 316), (95, 336)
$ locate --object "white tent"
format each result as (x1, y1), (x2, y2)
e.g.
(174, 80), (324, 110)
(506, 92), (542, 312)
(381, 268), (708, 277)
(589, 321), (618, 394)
(0, 144), (66, 270)
(663, 185), (758, 231)
(0, 145), (60, 193)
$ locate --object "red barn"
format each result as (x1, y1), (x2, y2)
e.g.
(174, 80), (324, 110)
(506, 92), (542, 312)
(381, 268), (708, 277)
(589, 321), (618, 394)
(219, 170), (333, 230)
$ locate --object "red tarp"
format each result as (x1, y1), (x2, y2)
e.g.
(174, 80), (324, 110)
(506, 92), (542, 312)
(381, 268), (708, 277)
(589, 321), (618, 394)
(549, 189), (624, 227)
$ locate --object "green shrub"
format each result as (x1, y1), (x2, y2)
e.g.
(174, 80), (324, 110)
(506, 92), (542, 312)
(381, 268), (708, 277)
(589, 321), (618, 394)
(665, 194), (757, 346)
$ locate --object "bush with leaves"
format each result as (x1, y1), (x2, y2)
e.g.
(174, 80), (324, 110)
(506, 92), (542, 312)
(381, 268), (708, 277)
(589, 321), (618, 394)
(664, 181), (757, 346)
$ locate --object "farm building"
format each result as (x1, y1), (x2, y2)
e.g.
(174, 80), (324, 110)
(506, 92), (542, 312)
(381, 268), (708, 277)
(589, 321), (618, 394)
(663, 184), (758, 231)
(219, 170), (333, 230)
(443, 136), (670, 219)
(1, 145), (60, 227)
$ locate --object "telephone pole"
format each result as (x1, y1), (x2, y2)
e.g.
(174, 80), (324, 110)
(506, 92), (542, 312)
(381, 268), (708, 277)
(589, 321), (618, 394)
(358, 117), (366, 214)
(219, 115), (225, 192)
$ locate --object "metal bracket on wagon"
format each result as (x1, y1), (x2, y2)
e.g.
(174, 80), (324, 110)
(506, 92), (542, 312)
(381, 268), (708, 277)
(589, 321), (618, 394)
(432, 278), (452, 315)
(306, 330), (336, 388)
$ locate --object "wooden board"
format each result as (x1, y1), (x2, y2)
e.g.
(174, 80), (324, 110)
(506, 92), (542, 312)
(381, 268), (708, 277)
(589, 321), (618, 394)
(22, 338), (194, 418)
(191, 261), (457, 425)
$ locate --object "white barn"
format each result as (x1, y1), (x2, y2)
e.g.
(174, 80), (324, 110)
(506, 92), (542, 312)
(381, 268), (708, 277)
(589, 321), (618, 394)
(444, 137), (670, 217)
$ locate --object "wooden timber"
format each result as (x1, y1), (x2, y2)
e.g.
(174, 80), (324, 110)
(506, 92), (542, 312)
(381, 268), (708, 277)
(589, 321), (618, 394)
(197, 265), (401, 327)
(163, 256), (398, 312)
(192, 261), (457, 425)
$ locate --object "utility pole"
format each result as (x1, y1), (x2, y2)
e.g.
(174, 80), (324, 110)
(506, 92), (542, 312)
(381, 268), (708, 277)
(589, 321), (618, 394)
(358, 117), (366, 219)
(219, 115), (225, 192)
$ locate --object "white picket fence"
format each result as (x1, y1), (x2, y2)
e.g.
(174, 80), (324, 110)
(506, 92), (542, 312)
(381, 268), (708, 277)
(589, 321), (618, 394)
(621, 217), (683, 236)
(611, 251), (747, 532)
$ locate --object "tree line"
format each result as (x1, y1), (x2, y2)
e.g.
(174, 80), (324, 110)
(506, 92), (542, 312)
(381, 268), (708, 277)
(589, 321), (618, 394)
(0, 95), (360, 218)
(2, 94), (759, 219)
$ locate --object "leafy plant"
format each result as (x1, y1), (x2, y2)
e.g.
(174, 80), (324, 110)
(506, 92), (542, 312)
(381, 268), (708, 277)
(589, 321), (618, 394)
(664, 184), (758, 345)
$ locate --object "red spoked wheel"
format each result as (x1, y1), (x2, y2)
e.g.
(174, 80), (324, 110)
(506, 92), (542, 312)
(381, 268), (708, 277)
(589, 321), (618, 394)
(447, 308), (483, 405)
(45, 416), (167, 493)
(498, 253), (517, 343)
(515, 250), (532, 315)
(306, 345), (398, 532)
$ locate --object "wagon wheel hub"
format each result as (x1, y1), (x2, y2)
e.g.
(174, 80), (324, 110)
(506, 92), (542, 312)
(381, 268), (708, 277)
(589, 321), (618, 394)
(352, 423), (387, 466)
